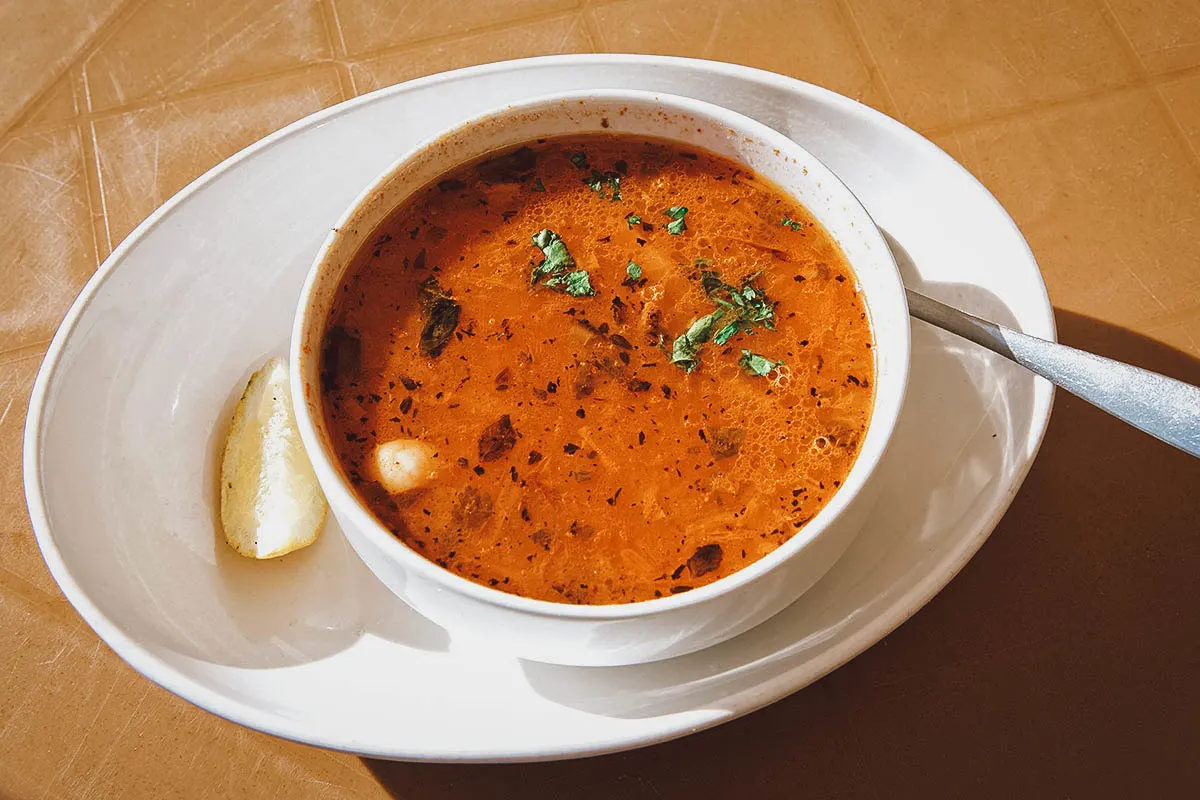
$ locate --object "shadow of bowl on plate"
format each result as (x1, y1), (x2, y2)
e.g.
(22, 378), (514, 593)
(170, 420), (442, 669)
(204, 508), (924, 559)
(361, 310), (1198, 798)
(198, 371), (450, 667)
(52, 345), (451, 674)
(505, 230), (1036, 720)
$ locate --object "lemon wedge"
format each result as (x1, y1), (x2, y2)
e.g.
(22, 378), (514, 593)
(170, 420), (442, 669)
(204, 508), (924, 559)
(219, 357), (327, 558)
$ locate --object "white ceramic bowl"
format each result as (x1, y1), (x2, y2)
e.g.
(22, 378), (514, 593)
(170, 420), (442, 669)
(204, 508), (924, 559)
(291, 90), (910, 667)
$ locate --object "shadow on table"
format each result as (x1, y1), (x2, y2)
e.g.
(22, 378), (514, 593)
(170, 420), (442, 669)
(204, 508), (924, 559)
(362, 310), (1199, 799)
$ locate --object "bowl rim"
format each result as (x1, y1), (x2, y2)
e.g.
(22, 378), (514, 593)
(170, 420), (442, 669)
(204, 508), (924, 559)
(290, 87), (912, 621)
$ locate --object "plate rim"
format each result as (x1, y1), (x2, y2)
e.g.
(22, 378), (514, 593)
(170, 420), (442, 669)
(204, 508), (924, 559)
(22, 53), (1055, 762)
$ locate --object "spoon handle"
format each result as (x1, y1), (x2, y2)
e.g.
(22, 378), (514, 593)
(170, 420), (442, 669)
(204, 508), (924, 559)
(905, 289), (1200, 457)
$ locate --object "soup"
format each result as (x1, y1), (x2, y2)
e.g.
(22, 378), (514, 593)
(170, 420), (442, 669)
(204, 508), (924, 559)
(321, 134), (875, 604)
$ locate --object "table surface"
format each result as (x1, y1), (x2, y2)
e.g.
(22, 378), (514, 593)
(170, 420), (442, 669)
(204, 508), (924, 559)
(2, 1), (1198, 797)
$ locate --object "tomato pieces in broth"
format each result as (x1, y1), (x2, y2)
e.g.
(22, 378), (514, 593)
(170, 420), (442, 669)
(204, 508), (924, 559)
(322, 135), (874, 604)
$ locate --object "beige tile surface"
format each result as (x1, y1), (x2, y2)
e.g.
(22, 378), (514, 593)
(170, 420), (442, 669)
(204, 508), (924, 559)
(1159, 70), (1200, 154)
(1105, 0), (1200, 75)
(590, 0), (886, 109)
(846, 0), (1139, 131)
(0, 352), (64, 601)
(0, 0), (124, 134)
(0, 582), (381, 799)
(93, 66), (343, 249)
(1, 1), (1198, 797)
(82, 0), (333, 112)
(23, 70), (85, 128)
(0, 127), (96, 353)
(349, 11), (592, 92)
(931, 87), (1200, 354)
(333, 0), (579, 56)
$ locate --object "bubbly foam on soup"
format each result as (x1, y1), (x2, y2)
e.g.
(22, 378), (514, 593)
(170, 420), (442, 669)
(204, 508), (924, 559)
(322, 135), (874, 604)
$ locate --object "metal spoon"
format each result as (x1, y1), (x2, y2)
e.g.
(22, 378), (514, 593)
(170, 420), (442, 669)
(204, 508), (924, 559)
(906, 289), (1200, 457)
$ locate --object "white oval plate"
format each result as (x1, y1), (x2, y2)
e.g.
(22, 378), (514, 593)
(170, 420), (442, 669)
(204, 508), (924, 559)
(25, 55), (1053, 762)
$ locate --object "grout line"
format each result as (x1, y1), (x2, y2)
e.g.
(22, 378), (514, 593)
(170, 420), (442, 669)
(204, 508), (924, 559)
(0, 565), (90, 642)
(79, 59), (114, 259)
(833, 0), (901, 118)
(76, 118), (107, 268)
(76, 61), (109, 267)
(1153, 82), (1200, 173)
(921, 81), (1148, 139)
(75, 62), (343, 127)
(578, 5), (605, 52)
(1095, 0), (1200, 175)
(316, 0), (356, 99)
(86, 117), (113, 259)
(10, 0), (1193, 152)
(319, 0), (359, 97)
(2, 44), (1149, 148)
(323, 0), (350, 58)
(0, 2), (591, 148)
(0, 340), (51, 366)
(333, 61), (359, 100)
(0, 60), (352, 148)
(0, 0), (149, 142)
(1145, 61), (1200, 85)
(1094, 0), (1152, 76)
(334, 3), (586, 63)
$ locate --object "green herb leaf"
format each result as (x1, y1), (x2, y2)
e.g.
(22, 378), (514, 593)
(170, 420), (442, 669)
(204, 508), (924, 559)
(530, 229), (594, 296)
(625, 261), (643, 284)
(530, 229), (576, 284)
(664, 206), (688, 235)
(712, 321), (740, 346)
(781, 217), (803, 231)
(570, 152), (589, 170)
(531, 177), (546, 192)
(545, 269), (595, 297)
(738, 350), (783, 377)
(583, 169), (622, 201)
(701, 269), (776, 331)
(671, 269), (778, 371)
(671, 310), (725, 373)
(625, 212), (642, 229)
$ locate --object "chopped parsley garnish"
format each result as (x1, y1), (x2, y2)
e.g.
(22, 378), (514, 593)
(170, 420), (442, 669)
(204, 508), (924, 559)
(781, 217), (803, 231)
(670, 269), (778, 373)
(570, 152), (589, 170)
(739, 350), (783, 377)
(530, 229), (595, 297)
(583, 169), (622, 201)
(713, 319), (741, 346)
(624, 261), (643, 284)
(531, 177), (546, 192)
(701, 269), (776, 331)
(664, 206), (688, 235)
(546, 269), (595, 297)
(625, 212), (642, 229)
(671, 310), (725, 373)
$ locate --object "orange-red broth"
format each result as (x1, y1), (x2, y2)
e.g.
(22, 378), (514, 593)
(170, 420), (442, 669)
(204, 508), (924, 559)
(322, 134), (874, 604)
